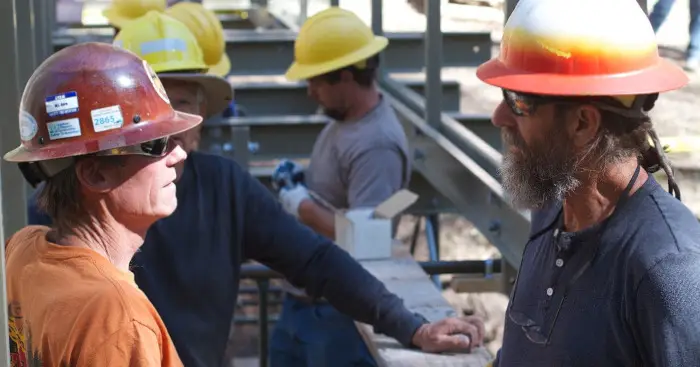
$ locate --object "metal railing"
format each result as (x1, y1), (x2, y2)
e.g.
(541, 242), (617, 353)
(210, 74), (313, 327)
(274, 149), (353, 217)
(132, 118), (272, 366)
(237, 258), (502, 367)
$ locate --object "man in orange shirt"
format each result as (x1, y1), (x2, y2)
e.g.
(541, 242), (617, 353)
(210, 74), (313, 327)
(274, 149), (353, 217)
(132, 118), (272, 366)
(2, 41), (202, 366)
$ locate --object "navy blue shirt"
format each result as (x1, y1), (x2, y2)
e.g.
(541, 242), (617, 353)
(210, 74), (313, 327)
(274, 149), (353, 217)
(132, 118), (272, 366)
(495, 177), (700, 366)
(27, 152), (425, 367)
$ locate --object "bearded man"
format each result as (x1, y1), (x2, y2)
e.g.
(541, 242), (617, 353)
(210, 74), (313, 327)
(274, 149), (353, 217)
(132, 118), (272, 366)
(477, 0), (700, 365)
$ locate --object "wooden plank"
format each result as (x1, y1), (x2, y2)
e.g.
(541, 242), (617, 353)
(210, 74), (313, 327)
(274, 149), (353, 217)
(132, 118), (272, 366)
(450, 274), (504, 294)
(355, 256), (492, 367)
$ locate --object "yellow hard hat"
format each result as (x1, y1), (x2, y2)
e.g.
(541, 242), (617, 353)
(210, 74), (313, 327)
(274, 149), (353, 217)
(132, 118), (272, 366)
(165, 2), (230, 76)
(114, 11), (233, 118)
(102, 0), (167, 29)
(207, 54), (232, 77)
(113, 11), (207, 73)
(285, 7), (388, 81)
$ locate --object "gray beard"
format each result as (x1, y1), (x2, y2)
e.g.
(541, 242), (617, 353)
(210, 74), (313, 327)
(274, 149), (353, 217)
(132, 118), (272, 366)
(499, 130), (583, 210)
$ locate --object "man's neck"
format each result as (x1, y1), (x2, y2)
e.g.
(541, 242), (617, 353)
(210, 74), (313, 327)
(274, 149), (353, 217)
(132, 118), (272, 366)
(343, 87), (381, 122)
(562, 159), (647, 232)
(53, 212), (148, 272)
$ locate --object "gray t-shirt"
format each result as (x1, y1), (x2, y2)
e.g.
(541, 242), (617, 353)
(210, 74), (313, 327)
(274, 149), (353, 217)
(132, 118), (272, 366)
(284, 95), (411, 297)
(306, 95), (410, 210)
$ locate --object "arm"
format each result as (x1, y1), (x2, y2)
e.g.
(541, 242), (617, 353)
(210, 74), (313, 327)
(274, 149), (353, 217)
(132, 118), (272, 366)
(298, 200), (335, 239)
(239, 164), (426, 347)
(86, 321), (181, 367)
(297, 147), (404, 238)
(633, 252), (700, 365)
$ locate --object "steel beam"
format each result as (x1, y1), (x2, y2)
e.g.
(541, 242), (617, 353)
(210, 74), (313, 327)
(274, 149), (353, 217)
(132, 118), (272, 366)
(204, 113), (498, 161)
(505, 0), (518, 21)
(230, 77), (461, 116)
(0, 0), (22, 363)
(16, 0), (36, 85)
(204, 115), (327, 161)
(449, 113), (502, 153)
(380, 77), (501, 180)
(53, 30), (493, 75)
(381, 90), (531, 267)
(371, 0), (383, 36)
(424, 0), (442, 129)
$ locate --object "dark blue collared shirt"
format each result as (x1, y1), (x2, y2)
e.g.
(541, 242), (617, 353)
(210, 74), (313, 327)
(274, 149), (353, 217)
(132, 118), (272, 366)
(495, 176), (700, 366)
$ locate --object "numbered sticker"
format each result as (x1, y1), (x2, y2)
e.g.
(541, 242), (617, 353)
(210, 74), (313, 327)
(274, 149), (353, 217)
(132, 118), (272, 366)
(45, 91), (79, 117)
(47, 118), (82, 140)
(143, 60), (170, 104)
(91, 105), (124, 133)
(19, 110), (38, 141)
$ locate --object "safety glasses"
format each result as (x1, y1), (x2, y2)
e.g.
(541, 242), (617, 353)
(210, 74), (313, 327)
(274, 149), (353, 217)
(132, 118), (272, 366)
(95, 136), (171, 158)
(502, 89), (650, 119)
(502, 89), (581, 117)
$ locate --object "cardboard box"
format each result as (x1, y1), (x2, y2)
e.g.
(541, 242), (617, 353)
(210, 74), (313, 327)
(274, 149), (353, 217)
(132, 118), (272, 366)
(334, 189), (419, 260)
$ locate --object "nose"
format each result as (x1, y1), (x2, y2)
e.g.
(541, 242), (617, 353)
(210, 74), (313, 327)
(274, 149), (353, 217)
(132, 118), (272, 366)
(492, 100), (516, 129)
(166, 143), (188, 166)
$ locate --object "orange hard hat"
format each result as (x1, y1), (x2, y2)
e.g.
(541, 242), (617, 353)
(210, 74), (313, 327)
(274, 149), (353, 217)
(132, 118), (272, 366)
(3, 42), (202, 164)
(476, 0), (688, 99)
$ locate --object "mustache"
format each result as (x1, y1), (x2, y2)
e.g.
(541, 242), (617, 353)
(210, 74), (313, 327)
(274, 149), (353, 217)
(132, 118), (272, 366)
(502, 128), (526, 150)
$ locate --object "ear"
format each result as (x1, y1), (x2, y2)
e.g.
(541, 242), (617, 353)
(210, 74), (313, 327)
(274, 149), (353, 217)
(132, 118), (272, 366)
(568, 105), (602, 149)
(74, 158), (116, 194)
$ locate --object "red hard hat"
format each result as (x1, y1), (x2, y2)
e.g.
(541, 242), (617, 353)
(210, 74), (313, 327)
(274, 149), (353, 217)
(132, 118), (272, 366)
(3, 42), (202, 163)
(476, 0), (689, 97)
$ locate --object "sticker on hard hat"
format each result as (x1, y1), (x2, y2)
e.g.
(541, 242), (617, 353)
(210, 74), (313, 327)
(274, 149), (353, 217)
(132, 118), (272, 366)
(45, 91), (79, 118)
(47, 118), (82, 141)
(91, 105), (124, 133)
(19, 110), (38, 141)
(143, 60), (171, 104)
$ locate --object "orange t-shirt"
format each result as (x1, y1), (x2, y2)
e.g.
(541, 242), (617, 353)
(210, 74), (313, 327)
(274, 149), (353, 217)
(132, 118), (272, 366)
(5, 226), (183, 367)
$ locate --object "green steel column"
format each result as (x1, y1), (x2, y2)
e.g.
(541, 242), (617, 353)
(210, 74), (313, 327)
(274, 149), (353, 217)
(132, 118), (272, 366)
(0, 0), (23, 363)
(505, 0), (518, 21)
(371, 0), (383, 36)
(424, 0), (442, 128)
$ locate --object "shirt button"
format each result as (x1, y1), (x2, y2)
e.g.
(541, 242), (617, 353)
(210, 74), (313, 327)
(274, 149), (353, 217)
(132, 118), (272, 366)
(555, 258), (564, 267)
(546, 287), (554, 296)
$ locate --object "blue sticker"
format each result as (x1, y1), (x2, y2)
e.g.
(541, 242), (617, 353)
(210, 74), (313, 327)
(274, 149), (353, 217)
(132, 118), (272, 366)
(45, 91), (79, 117)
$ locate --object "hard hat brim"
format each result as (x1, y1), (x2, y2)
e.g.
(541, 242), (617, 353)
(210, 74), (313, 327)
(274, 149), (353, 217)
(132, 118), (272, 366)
(102, 7), (133, 29)
(159, 73), (233, 118)
(4, 110), (202, 163)
(476, 57), (689, 96)
(207, 54), (231, 78)
(284, 36), (389, 81)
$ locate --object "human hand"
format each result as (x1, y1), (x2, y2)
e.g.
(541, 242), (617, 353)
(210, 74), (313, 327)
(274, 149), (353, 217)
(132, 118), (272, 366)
(279, 184), (311, 218)
(411, 315), (485, 353)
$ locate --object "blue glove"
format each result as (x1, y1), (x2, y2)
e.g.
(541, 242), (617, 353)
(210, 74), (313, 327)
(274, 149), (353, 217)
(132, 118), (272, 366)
(272, 159), (305, 193)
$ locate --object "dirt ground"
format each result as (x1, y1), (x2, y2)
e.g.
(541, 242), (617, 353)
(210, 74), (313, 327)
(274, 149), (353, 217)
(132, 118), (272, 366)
(226, 0), (700, 362)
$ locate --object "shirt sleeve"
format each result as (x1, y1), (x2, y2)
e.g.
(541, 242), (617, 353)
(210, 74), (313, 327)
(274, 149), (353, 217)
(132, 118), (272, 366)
(633, 252), (700, 366)
(347, 147), (405, 209)
(237, 162), (426, 346)
(85, 321), (181, 367)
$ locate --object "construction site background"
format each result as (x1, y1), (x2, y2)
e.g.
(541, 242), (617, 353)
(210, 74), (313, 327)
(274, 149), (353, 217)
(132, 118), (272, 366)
(50, 0), (700, 365)
(211, 0), (700, 365)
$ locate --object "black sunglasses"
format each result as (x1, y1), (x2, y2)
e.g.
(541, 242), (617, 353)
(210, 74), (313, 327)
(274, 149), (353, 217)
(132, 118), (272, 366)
(502, 89), (654, 119)
(502, 89), (582, 117)
(94, 136), (171, 158)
